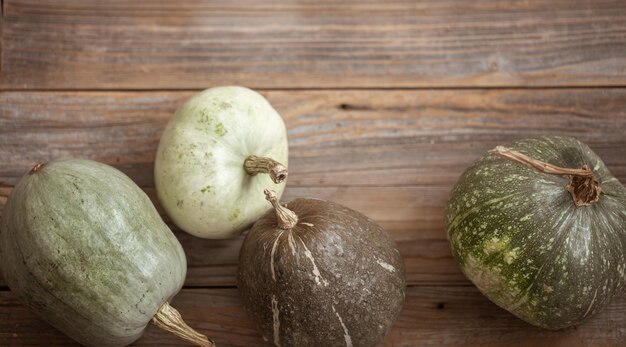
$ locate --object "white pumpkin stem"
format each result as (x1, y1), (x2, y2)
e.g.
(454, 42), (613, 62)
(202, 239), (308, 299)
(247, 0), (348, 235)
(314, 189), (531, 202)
(264, 189), (298, 229)
(151, 302), (215, 347)
(244, 155), (288, 184)
(490, 146), (602, 206)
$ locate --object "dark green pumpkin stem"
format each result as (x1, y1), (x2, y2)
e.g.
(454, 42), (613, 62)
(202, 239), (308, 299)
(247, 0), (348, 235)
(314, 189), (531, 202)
(490, 146), (601, 207)
(151, 302), (215, 347)
(264, 189), (298, 229)
(244, 155), (288, 184)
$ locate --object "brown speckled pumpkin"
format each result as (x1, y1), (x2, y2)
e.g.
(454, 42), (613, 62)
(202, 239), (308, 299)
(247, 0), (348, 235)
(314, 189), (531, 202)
(238, 190), (406, 347)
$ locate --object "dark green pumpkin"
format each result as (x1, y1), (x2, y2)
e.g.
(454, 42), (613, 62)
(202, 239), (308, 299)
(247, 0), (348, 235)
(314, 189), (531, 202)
(0, 159), (211, 347)
(445, 136), (626, 329)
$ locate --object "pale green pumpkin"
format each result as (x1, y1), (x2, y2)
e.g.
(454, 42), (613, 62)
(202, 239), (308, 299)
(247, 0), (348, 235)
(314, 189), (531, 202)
(155, 86), (288, 239)
(0, 159), (212, 347)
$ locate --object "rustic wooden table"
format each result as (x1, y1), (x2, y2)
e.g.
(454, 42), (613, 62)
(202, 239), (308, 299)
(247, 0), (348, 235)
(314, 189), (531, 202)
(1, 1), (626, 346)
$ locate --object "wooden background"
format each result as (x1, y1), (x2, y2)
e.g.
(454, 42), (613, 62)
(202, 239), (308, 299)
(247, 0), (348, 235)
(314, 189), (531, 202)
(1, 0), (626, 346)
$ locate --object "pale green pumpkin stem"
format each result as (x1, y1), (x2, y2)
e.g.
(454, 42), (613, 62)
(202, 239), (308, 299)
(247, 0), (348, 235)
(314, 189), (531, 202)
(151, 302), (215, 347)
(264, 189), (298, 229)
(29, 163), (46, 175)
(244, 155), (288, 184)
(490, 146), (602, 207)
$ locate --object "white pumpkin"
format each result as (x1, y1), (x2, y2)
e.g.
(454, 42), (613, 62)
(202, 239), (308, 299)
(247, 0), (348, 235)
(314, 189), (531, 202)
(155, 86), (288, 239)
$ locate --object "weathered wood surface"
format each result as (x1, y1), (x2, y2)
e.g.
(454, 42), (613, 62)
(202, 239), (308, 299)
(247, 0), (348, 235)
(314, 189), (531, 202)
(3, 0), (626, 89)
(1, 89), (625, 290)
(0, 185), (462, 288)
(2, 89), (625, 187)
(2, 0), (626, 345)
(2, 286), (625, 346)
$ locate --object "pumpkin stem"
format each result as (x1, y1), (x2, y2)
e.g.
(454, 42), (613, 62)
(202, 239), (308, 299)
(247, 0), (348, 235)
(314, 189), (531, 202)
(264, 189), (298, 229)
(151, 302), (215, 347)
(29, 163), (46, 175)
(490, 146), (602, 207)
(244, 155), (288, 184)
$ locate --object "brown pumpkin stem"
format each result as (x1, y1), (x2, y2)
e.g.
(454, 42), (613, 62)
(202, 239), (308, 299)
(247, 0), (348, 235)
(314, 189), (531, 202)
(29, 163), (46, 175)
(244, 155), (288, 184)
(264, 189), (298, 229)
(151, 302), (215, 347)
(490, 146), (601, 207)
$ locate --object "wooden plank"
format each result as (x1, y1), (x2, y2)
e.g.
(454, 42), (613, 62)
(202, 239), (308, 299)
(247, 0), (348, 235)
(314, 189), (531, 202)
(176, 186), (463, 287)
(0, 287), (268, 347)
(1, 89), (626, 187)
(1, 89), (625, 288)
(1, 0), (3, 65)
(1, 286), (625, 346)
(3, 0), (626, 89)
(0, 185), (464, 288)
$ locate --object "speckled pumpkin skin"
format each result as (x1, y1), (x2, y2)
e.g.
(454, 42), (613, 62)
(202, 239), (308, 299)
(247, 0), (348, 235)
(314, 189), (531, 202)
(238, 198), (406, 347)
(0, 159), (187, 347)
(446, 136), (626, 329)
(155, 86), (288, 239)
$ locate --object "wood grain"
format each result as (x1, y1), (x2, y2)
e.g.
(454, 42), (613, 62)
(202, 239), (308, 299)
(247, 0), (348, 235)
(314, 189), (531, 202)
(0, 185), (463, 288)
(1, 89), (625, 188)
(2, 286), (625, 346)
(2, 88), (625, 288)
(2, 1), (625, 345)
(3, 0), (626, 89)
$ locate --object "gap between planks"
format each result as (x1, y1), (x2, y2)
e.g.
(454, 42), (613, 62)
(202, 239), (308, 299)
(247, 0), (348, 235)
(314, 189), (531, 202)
(4, 86), (626, 92)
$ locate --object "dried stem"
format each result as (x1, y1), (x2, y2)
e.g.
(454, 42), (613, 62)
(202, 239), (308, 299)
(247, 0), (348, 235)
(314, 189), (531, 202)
(29, 163), (46, 175)
(244, 155), (288, 184)
(151, 302), (215, 347)
(264, 189), (298, 229)
(490, 146), (593, 177)
(490, 146), (601, 206)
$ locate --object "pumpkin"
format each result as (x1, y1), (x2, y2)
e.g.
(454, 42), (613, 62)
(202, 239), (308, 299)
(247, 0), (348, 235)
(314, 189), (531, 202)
(155, 86), (289, 239)
(238, 190), (406, 347)
(445, 136), (626, 329)
(0, 159), (212, 347)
